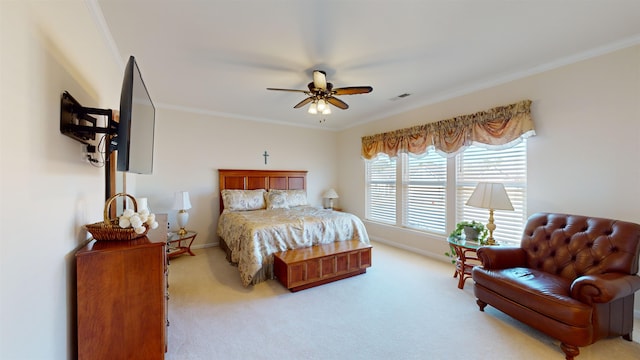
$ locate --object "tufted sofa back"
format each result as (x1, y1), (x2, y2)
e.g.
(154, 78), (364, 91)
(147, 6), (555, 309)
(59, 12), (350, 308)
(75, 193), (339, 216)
(520, 213), (640, 282)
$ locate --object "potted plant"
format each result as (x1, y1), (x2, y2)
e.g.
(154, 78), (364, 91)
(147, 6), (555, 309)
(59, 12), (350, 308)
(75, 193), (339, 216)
(445, 220), (488, 263)
(449, 220), (488, 243)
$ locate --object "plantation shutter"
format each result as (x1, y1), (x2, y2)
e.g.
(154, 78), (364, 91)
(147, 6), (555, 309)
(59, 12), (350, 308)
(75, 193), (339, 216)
(365, 154), (396, 224)
(456, 141), (527, 244)
(404, 152), (447, 233)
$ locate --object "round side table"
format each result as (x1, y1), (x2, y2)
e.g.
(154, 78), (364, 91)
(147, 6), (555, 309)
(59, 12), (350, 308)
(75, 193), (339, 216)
(447, 236), (484, 289)
(167, 231), (197, 259)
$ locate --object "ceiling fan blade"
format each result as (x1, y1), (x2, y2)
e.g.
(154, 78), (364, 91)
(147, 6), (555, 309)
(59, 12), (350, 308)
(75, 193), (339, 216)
(333, 86), (373, 95)
(327, 96), (349, 110)
(267, 88), (311, 94)
(312, 70), (327, 90)
(293, 97), (313, 109)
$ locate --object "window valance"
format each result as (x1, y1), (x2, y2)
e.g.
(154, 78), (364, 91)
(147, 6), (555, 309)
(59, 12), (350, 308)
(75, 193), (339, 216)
(361, 99), (535, 159)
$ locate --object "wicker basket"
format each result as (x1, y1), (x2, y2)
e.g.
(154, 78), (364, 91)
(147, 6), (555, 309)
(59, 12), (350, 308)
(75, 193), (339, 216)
(85, 193), (150, 241)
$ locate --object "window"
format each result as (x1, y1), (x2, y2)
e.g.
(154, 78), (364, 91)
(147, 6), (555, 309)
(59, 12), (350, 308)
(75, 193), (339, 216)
(365, 140), (527, 243)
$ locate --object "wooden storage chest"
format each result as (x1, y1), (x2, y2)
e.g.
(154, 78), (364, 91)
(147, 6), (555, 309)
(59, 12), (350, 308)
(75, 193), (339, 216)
(274, 240), (372, 292)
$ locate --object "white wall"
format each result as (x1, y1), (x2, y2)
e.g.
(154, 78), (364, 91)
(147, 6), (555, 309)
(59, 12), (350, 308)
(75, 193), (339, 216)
(338, 45), (640, 314)
(1, 1), (122, 359)
(133, 107), (338, 247)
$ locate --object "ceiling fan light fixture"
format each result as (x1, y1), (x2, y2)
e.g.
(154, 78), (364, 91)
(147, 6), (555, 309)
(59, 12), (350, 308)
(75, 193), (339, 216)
(317, 99), (327, 112)
(322, 106), (331, 115)
(308, 102), (318, 114)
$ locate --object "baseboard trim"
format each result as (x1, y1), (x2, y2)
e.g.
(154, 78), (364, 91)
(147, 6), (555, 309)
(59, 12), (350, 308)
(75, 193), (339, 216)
(369, 236), (450, 264)
(191, 242), (217, 250)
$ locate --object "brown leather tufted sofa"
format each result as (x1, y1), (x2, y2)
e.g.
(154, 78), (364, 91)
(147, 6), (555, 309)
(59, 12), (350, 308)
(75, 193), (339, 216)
(472, 212), (640, 360)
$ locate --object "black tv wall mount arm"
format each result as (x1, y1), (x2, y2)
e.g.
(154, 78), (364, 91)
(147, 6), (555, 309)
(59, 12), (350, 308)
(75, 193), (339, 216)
(60, 91), (118, 148)
(60, 91), (118, 200)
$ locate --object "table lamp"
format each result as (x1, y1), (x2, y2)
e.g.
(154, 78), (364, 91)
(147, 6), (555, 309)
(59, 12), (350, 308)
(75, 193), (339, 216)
(466, 182), (513, 245)
(173, 191), (192, 236)
(322, 188), (339, 210)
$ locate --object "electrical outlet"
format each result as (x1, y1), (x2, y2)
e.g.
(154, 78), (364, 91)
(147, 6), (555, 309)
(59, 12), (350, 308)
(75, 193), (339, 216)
(81, 143), (99, 164)
(81, 144), (89, 162)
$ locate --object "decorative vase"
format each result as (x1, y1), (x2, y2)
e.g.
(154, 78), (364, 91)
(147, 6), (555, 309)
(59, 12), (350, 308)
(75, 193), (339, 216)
(463, 226), (479, 241)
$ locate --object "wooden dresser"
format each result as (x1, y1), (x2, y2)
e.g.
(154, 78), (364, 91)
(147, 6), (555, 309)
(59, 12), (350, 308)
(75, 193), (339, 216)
(76, 214), (168, 360)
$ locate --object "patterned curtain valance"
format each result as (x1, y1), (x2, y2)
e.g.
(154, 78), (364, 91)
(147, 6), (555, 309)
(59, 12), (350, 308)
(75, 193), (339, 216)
(361, 100), (535, 159)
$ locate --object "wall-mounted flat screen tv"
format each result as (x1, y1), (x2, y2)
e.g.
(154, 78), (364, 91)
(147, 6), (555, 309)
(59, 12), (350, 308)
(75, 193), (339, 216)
(117, 56), (155, 174)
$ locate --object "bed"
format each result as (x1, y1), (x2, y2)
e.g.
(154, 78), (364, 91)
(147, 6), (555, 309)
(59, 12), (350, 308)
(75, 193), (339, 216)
(216, 169), (370, 287)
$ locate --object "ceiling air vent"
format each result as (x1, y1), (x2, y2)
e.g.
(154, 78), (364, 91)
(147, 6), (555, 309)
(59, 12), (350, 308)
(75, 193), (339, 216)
(390, 93), (411, 101)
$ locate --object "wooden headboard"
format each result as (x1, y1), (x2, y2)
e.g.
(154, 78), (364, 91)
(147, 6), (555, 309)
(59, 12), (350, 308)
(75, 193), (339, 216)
(218, 169), (308, 213)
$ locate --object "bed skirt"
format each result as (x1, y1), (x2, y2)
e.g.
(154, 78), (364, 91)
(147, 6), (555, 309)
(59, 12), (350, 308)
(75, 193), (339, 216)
(219, 238), (274, 285)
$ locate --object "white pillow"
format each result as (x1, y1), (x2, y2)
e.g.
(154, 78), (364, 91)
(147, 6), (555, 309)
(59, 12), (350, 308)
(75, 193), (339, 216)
(285, 190), (308, 207)
(266, 190), (289, 210)
(221, 189), (266, 211)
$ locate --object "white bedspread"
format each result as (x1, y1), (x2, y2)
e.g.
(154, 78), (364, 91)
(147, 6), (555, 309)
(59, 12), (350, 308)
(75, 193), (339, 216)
(217, 206), (370, 286)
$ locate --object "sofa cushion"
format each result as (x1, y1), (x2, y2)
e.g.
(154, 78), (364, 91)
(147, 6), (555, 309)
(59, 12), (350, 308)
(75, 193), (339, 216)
(473, 266), (592, 327)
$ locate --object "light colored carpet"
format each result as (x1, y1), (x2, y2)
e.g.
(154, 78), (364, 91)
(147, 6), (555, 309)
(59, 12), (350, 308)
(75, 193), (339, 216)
(166, 242), (640, 360)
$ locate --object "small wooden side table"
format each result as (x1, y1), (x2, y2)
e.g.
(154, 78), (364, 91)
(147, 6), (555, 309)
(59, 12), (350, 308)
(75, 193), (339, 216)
(167, 231), (197, 259)
(447, 236), (483, 289)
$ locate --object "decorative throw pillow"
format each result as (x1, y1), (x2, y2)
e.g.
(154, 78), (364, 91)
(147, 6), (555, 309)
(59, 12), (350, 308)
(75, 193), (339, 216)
(266, 190), (289, 209)
(221, 189), (266, 211)
(286, 190), (308, 207)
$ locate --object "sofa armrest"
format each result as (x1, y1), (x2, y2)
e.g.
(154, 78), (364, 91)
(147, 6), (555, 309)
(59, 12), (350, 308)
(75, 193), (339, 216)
(476, 246), (527, 270)
(571, 273), (640, 305)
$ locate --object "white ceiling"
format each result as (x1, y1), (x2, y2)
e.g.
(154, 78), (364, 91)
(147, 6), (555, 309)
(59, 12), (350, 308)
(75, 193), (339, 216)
(94, 0), (640, 130)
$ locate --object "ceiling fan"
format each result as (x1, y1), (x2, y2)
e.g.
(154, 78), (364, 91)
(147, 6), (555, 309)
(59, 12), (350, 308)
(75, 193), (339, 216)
(267, 70), (373, 114)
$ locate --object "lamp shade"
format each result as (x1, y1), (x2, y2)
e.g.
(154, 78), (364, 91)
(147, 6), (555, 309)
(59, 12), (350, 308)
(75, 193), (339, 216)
(173, 191), (192, 210)
(466, 182), (513, 211)
(317, 99), (327, 112)
(308, 102), (318, 114)
(322, 188), (339, 199)
(137, 197), (149, 212)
